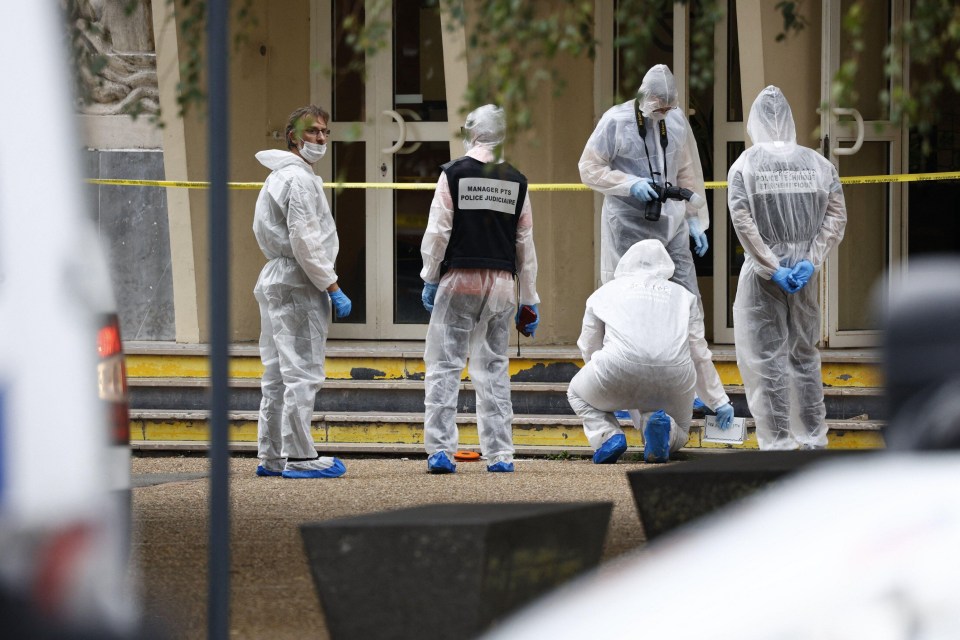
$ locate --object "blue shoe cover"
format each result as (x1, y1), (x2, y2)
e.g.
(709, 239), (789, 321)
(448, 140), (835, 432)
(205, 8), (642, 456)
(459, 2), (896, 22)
(427, 451), (456, 474)
(644, 410), (671, 463)
(593, 433), (627, 464)
(614, 410), (630, 420)
(487, 461), (515, 473)
(692, 396), (706, 411)
(255, 465), (283, 477)
(281, 458), (347, 479)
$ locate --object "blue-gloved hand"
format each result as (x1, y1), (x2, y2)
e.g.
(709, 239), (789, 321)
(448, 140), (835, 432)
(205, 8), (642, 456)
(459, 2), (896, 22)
(422, 282), (439, 313)
(629, 178), (658, 202)
(715, 403), (735, 431)
(329, 288), (352, 318)
(771, 267), (800, 294)
(788, 260), (815, 290)
(688, 218), (709, 257)
(516, 304), (540, 337)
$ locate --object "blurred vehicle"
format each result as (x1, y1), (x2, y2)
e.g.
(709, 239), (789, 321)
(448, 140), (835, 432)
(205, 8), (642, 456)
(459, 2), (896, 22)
(0, 1), (136, 636)
(482, 453), (960, 640)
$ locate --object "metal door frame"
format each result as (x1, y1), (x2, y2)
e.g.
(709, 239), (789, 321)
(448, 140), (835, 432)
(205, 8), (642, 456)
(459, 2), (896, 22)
(311, 0), (465, 339)
(820, 0), (905, 347)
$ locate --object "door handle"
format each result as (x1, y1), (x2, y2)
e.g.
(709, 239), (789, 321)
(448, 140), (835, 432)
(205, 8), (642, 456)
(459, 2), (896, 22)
(393, 108), (422, 155)
(831, 107), (864, 156)
(381, 109), (407, 154)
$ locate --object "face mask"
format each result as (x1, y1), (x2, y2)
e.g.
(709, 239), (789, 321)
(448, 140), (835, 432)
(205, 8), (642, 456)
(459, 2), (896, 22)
(299, 141), (326, 163)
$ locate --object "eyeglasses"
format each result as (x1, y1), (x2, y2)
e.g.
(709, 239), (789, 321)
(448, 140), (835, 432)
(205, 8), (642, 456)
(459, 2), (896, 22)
(305, 127), (332, 137)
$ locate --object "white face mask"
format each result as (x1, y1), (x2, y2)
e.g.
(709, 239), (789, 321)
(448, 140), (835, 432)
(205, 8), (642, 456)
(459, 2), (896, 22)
(647, 109), (670, 122)
(299, 141), (326, 163)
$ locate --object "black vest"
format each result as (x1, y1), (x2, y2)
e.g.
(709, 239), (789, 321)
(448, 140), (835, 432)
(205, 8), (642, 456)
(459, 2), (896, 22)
(440, 157), (528, 274)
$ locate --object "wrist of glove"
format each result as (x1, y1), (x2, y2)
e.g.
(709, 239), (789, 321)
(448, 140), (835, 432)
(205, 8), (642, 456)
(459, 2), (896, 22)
(788, 260), (815, 289)
(422, 282), (439, 313)
(687, 218), (709, 257)
(771, 267), (800, 294)
(516, 303), (540, 337)
(629, 178), (658, 203)
(329, 288), (352, 318)
(714, 402), (735, 430)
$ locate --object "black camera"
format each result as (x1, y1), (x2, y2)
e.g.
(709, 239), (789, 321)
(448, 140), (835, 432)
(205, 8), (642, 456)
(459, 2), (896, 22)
(644, 180), (701, 222)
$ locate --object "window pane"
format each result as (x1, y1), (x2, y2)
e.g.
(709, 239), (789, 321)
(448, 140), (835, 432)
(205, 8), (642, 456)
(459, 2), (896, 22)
(837, 142), (889, 331)
(614, 0), (674, 101)
(907, 28), (960, 255)
(333, 0), (364, 122)
(726, 0), (743, 122)
(725, 140), (746, 328)
(840, 0), (889, 121)
(393, 0), (448, 122)
(394, 141), (449, 324)
(331, 141), (366, 324)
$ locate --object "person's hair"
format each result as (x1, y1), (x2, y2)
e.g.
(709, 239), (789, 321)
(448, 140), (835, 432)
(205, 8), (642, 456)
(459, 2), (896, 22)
(285, 104), (330, 150)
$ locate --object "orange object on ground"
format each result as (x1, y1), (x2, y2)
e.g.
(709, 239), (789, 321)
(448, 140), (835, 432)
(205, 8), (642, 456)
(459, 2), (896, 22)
(454, 450), (481, 461)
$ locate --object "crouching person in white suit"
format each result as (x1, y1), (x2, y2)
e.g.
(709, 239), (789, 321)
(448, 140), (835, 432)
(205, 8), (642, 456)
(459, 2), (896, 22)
(567, 239), (734, 463)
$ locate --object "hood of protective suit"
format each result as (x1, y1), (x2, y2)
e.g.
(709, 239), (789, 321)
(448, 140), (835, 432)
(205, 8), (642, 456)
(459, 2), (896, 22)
(637, 64), (679, 116)
(614, 239), (675, 280)
(463, 104), (506, 152)
(256, 149), (311, 172)
(746, 85), (797, 145)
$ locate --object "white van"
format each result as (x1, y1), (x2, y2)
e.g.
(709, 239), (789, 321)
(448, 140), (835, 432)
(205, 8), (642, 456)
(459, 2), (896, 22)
(0, 2), (134, 634)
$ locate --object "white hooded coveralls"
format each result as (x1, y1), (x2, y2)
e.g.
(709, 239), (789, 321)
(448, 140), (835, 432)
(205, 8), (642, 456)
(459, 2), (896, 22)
(253, 150), (340, 462)
(578, 64), (709, 289)
(728, 86), (847, 450)
(420, 106), (539, 463)
(567, 239), (730, 453)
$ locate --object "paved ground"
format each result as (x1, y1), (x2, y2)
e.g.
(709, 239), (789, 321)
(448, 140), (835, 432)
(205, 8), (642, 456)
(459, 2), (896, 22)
(132, 453), (660, 639)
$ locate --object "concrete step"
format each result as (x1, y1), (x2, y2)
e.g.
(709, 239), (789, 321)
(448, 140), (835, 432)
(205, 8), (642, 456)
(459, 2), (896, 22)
(123, 341), (883, 388)
(124, 343), (886, 450)
(128, 376), (887, 421)
(129, 409), (885, 451)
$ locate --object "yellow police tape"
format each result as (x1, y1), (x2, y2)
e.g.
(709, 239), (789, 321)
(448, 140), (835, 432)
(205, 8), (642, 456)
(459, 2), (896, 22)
(87, 170), (960, 191)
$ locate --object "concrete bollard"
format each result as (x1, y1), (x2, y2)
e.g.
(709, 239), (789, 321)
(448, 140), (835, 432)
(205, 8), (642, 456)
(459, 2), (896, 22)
(628, 450), (873, 540)
(300, 501), (612, 639)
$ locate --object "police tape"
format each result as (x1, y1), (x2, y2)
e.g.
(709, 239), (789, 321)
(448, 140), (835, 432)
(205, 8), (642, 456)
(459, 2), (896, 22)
(86, 171), (960, 191)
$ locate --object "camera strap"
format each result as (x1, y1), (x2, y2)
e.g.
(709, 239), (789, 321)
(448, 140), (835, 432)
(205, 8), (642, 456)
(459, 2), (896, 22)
(634, 98), (669, 184)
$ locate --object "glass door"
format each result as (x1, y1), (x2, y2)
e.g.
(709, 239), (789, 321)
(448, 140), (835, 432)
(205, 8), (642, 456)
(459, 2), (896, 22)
(312, 0), (463, 339)
(605, 0), (728, 341)
(820, 0), (904, 347)
(710, 0), (745, 344)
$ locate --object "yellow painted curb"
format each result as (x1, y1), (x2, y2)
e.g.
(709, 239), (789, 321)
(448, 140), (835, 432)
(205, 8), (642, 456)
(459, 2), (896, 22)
(125, 353), (881, 388)
(134, 418), (884, 450)
(821, 363), (884, 388)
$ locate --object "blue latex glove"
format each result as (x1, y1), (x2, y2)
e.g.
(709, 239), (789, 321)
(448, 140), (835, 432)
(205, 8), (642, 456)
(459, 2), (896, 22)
(629, 178), (658, 202)
(422, 282), (438, 313)
(715, 403), (735, 431)
(516, 304), (539, 337)
(329, 288), (352, 318)
(771, 267), (800, 294)
(788, 260), (815, 290)
(688, 218), (709, 257)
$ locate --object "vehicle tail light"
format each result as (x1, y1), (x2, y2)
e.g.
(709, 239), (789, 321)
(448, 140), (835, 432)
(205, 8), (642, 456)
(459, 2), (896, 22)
(97, 315), (129, 445)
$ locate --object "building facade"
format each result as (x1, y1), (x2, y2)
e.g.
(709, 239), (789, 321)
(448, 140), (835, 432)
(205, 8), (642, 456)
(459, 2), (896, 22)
(83, 0), (960, 348)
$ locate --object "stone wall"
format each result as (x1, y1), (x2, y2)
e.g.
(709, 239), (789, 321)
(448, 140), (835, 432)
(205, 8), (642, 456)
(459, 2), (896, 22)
(83, 149), (174, 341)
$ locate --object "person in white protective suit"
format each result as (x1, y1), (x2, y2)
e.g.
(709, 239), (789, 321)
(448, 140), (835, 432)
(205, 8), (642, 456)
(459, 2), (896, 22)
(579, 64), (725, 413)
(420, 104), (540, 474)
(579, 64), (709, 289)
(253, 105), (352, 478)
(567, 239), (735, 464)
(728, 86), (847, 450)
